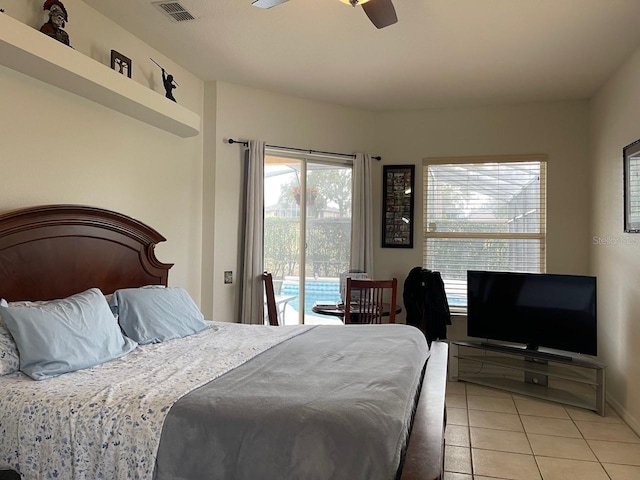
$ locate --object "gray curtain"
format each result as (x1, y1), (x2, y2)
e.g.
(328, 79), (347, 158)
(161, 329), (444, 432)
(350, 153), (374, 275)
(239, 140), (265, 324)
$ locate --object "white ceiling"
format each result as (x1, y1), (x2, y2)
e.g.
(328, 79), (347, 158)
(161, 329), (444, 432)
(81, 0), (640, 111)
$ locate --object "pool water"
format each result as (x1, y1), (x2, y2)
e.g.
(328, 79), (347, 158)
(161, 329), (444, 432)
(281, 280), (341, 316)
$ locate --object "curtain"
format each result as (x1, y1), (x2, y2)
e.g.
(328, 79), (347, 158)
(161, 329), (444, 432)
(239, 140), (265, 324)
(350, 153), (374, 275)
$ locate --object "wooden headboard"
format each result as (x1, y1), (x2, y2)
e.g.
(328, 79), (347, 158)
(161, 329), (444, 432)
(0, 205), (173, 301)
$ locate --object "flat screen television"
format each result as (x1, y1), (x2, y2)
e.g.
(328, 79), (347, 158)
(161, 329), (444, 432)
(467, 271), (597, 356)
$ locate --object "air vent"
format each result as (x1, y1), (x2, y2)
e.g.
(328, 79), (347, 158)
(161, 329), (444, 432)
(152, 2), (196, 22)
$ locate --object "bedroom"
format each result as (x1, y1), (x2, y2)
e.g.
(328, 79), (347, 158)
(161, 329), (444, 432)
(1, 0), (640, 478)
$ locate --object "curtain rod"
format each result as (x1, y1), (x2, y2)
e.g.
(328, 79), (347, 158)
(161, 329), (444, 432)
(227, 139), (381, 161)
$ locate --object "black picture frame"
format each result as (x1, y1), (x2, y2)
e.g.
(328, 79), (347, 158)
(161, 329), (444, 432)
(382, 164), (415, 248)
(110, 50), (132, 78)
(624, 139), (640, 233)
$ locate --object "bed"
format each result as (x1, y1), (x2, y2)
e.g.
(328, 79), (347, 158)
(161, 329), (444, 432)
(0, 204), (447, 480)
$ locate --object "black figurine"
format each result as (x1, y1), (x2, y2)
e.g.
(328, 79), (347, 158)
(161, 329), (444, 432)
(162, 69), (176, 102)
(40, 0), (70, 46)
(151, 58), (178, 103)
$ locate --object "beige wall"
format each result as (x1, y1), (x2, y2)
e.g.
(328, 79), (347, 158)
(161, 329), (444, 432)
(1, 0), (205, 301)
(590, 45), (640, 433)
(201, 82), (217, 317)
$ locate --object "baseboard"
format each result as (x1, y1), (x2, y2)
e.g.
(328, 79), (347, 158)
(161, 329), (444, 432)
(607, 392), (640, 435)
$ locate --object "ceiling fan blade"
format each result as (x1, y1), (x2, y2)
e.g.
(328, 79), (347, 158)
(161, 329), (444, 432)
(252, 0), (289, 8)
(362, 0), (397, 29)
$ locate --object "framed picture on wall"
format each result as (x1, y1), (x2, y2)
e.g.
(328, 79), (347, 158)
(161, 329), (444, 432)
(382, 164), (415, 248)
(110, 50), (132, 78)
(624, 138), (640, 233)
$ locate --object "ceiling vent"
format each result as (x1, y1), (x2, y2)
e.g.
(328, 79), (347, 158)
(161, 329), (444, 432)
(152, 2), (196, 22)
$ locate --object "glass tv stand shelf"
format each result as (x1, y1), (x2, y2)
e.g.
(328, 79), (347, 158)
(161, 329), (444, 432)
(451, 341), (606, 416)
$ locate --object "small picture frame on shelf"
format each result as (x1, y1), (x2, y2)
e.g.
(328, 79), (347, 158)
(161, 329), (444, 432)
(110, 50), (132, 78)
(382, 164), (415, 248)
(624, 138), (640, 233)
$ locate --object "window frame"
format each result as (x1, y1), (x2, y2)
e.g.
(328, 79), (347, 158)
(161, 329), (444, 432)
(263, 148), (354, 324)
(623, 139), (640, 233)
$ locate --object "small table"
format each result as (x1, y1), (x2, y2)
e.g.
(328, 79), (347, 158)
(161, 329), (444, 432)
(312, 302), (401, 323)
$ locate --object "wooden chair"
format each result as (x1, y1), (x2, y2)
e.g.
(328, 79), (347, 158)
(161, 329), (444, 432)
(262, 271), (279, 326)
(345, 278), (398, 324)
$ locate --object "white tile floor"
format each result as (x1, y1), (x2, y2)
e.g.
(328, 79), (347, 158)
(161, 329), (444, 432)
(444, 382), (640, 480)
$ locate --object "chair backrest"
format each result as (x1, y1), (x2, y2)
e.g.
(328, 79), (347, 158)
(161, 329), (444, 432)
(263, 271), (279, 326)
(345, 278), (398, 324)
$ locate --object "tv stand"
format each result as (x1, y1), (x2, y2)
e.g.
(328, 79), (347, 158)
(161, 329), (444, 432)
(479, 341), (573, 362)
(452, 341), (606, 416)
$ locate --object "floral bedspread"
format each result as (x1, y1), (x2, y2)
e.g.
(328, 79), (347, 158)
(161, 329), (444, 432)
(0, 322), (312, 480)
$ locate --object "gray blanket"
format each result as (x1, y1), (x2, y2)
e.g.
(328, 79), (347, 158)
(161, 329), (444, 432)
(154, 324), (429, 480)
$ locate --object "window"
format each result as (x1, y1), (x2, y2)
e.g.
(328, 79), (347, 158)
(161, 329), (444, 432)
(423, 155), (547, 312)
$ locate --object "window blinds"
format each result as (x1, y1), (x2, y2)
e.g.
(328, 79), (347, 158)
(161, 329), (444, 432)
(627, 154), (640, 230)
(423, 157), (547, 311)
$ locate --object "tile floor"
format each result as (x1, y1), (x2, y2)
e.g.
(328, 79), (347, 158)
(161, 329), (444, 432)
(444, 382), (640, 480)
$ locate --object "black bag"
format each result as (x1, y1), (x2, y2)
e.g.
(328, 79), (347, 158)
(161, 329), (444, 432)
(403, 267), (451, 344)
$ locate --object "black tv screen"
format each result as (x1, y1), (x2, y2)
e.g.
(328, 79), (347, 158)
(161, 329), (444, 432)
(467, 271), (597, 355)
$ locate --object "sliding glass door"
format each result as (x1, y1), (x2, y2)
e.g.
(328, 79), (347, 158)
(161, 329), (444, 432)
(264, 153), (352, 324)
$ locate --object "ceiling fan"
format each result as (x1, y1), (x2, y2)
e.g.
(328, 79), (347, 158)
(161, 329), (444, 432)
(251, 0), (398, 29)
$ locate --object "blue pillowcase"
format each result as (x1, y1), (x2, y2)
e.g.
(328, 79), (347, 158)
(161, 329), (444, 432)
(110, 287), (209, 344)
(0, 288), (137, 380)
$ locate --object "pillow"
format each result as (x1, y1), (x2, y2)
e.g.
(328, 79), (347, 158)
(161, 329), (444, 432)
(0, 288), (137, 380)
(0, 294), (118, 376)
(0, 300), (20, 375)
(105, 285), (164, 315)
(110, 287), (209, 344)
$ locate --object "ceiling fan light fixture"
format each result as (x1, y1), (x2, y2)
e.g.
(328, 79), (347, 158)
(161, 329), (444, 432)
(339, 0), (372, 6)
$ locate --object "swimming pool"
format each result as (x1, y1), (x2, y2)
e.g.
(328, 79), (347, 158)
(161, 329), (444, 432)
(281, 278), (341, 315)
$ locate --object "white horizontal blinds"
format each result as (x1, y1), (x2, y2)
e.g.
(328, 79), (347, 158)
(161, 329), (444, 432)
(423, 157), (547, 311)
(628, 153), (640, 228)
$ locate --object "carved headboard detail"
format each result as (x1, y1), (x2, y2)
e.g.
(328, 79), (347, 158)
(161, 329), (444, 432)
(0, 205), (173, 301)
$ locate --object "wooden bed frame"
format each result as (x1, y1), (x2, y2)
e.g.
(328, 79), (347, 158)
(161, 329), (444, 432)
(0, 204), (447, 480)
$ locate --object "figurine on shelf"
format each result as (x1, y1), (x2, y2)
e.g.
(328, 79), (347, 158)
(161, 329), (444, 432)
(161, 69), (177, 102)
(40, 0), (70, 46)
(151, 58), (178, 102)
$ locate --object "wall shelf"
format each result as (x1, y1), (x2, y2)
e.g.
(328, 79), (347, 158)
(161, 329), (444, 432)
(0, 13), (200, 138)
